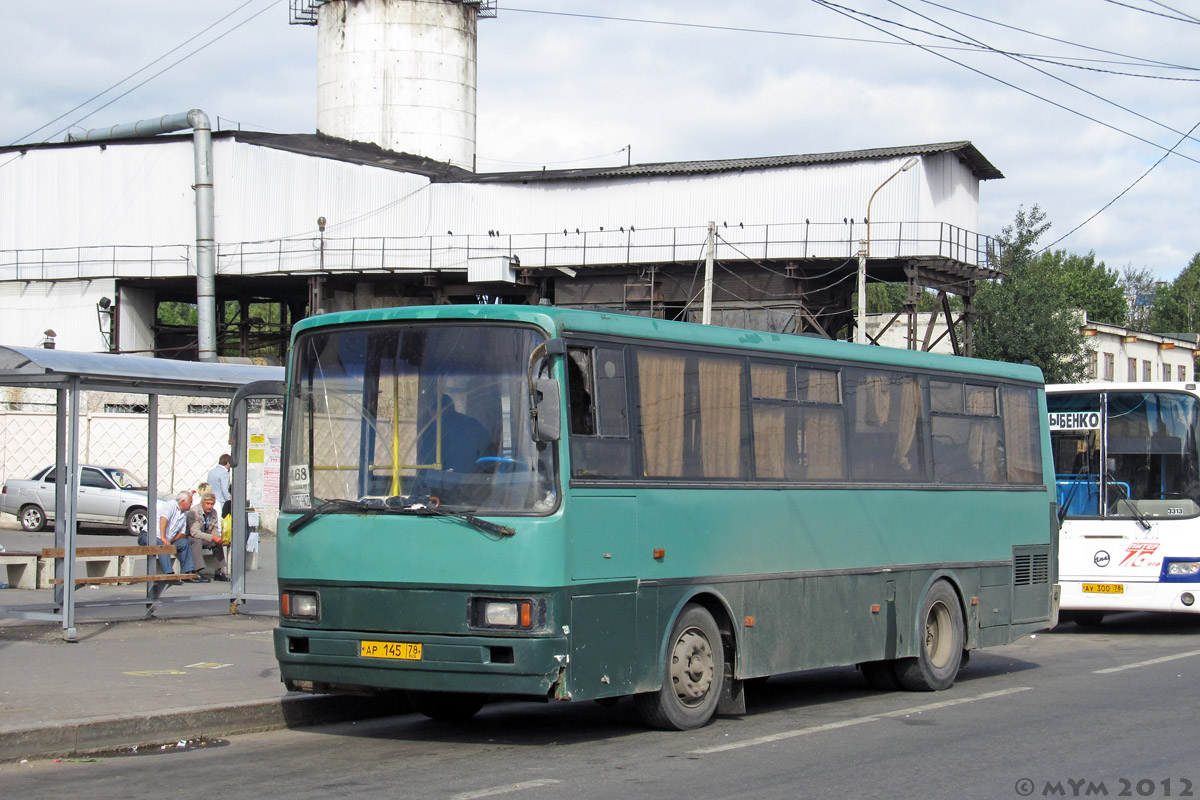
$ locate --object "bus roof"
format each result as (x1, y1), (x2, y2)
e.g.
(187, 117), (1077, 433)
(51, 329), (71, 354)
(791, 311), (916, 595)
(291, 305), (1044, 385)
(1047, 382), (1200, 393)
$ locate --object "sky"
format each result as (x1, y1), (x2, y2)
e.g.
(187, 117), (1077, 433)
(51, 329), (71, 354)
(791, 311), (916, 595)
(1, 0), (1198, 280)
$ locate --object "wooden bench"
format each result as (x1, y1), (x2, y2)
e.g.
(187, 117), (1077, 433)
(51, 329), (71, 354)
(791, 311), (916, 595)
(42, 546), (199, 586)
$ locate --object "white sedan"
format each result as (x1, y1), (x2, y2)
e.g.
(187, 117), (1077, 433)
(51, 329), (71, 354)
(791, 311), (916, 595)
(0, 465), (153, 535)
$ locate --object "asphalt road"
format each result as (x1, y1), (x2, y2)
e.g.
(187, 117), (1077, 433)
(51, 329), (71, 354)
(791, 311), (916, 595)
(4, 612), (1198, 800)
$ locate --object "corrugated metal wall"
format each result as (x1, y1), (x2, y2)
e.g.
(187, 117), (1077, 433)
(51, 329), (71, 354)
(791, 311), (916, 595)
(0, 279), (115, 352)
(1, 141), (985, 277)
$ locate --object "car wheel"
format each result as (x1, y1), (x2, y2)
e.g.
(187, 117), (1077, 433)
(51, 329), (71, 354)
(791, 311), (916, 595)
(19, 504), (47, 532)
(125, 507), (149, 537)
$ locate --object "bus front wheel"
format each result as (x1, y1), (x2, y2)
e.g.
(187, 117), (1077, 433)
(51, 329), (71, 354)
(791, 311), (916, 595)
(635, 603), (724, 730)
(407, 690), (488, 722)
(895, 581), (964, 692)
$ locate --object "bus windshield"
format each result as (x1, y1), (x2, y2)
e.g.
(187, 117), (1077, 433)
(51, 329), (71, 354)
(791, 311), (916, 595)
(283, 323), (556, 515)
(1049, 390), (1200, 518)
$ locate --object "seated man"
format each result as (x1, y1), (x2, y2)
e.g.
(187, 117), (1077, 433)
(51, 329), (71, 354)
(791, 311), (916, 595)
(157, 490), (208, 583)
(186, 491), (228, 581)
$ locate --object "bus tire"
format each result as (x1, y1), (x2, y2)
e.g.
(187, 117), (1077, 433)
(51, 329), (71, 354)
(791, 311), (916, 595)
(635, 603), (724, 730)
(895, 581), (964, 691)
(858, 660), (901, 690)
(407, 690), (488, 722)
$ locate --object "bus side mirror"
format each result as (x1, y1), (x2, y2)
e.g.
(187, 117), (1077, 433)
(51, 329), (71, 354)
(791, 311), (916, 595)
(532, 378), (561, 442)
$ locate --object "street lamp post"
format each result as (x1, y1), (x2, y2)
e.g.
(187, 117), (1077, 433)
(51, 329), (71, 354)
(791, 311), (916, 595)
(856, 156), (919, 344)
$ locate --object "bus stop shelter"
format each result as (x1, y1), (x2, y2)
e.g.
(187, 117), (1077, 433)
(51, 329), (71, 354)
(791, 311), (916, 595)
(0, 345), (284, 640)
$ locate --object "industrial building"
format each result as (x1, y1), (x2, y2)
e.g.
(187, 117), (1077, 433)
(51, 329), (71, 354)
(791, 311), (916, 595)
(0, 0), (1003, 362)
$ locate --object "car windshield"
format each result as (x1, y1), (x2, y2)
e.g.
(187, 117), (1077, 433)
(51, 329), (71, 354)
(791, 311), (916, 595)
(105, 469), (145, 489)
(284, 322), (557, 515)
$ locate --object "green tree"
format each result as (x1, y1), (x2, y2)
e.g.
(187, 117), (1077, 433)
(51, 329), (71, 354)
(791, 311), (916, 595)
(974, 205), (1089, 383)
(1150, 252), (1200, 334)
(1052, 250), (1126, 325)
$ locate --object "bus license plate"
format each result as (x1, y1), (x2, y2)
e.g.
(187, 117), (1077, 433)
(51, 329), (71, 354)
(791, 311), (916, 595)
(1082, 583), (1124, 594)
(360, 640), (423, 660)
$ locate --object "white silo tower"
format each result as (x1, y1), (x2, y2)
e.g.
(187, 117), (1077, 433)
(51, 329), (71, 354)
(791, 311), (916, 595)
(291, 0), (495, 170)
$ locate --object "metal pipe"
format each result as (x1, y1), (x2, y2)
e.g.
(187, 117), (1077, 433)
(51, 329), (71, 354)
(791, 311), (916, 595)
(75, 110), (217, 361)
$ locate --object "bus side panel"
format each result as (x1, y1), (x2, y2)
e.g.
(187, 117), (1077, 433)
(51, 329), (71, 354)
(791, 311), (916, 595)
(567, 589), (638, 698)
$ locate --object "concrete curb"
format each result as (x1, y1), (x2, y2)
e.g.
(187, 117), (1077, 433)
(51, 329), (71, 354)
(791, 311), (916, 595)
(0, 693), (410, 763)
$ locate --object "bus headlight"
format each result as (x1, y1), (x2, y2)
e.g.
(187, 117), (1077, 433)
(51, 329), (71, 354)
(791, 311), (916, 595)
(470, 597), (545, 631)
(281, 590), (320, 621)
(1166, 561), (1200, 576)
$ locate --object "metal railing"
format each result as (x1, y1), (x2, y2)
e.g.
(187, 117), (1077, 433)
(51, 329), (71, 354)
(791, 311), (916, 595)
(0, 222), (1001, 282)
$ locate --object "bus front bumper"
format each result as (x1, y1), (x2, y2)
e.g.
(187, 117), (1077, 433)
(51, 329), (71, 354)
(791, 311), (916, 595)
(274, 626), (571, 698)
(1059, 580), (1200, 614)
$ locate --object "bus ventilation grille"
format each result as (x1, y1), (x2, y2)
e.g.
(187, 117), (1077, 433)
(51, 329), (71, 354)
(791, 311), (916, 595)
(1013, 552), (1050, 586)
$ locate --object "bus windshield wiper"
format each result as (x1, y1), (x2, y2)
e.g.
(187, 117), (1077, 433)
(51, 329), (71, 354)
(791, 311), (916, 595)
(1112, 484), (1152, 531)
(288, 498), (373, 533)
(382, 496), (515, 538)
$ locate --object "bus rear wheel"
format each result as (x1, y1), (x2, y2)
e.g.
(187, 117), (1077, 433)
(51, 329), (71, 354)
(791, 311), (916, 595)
(407, 690), (488, 722)
(895, 581), (964, 692)
(635, 603), (724, 730)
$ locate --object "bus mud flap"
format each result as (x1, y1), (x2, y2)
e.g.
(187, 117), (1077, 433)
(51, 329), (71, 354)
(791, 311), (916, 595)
(717, 673), (746, 716)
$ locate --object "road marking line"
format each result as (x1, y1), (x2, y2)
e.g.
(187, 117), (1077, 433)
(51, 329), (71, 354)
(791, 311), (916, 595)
(689, 686), (1032, 755)
(184, 662), (232, 669)
(451, 779), (561, 800)
(1093, 648), (1200, 674)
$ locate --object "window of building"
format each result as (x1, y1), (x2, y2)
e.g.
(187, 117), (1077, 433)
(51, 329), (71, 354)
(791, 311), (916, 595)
(1103, 353), (1115, 381)
(1143, 361), (1153, 382)
(1128, 357), (1138, 382)
(1163, 364), (1171, 382)
(1087, 351), (1098, 379)
(187, 403), (229, 414)
(1180, 365), (1189, 382)
(104, 403), (149, 414)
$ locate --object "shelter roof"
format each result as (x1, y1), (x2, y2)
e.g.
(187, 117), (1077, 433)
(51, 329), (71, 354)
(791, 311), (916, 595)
(0, 346), (283, 396)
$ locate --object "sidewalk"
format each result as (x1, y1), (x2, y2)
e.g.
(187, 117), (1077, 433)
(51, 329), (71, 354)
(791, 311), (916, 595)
(0, 516), (405, 762)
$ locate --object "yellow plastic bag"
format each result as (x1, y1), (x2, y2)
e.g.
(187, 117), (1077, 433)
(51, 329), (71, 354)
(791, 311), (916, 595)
(222, 515), (232, 545)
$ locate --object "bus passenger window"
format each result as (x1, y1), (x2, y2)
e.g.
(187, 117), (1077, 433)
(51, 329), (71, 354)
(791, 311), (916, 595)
(846, 369), (925, 482)
(930, 381), (1004, 484)
(751, 363), (845, 482)
(567, 348), (596, 436)
(568, 345), (633, 479)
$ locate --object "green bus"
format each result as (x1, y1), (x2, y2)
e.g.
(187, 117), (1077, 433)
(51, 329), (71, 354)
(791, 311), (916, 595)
(272, 305), (1058, 730)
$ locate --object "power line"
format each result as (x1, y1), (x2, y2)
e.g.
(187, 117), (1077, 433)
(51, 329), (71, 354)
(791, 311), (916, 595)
(810, 0), (1200, 167)
(8, 0), (279, 147)
(501, 4), (1200, 73)
(1142, 0), (1200, 24)
(882, 0), (1200, 147)
(1038, 117), (1200, 254)
(914, 0), (1200, 73)
(1100, 0), (1200, 24)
